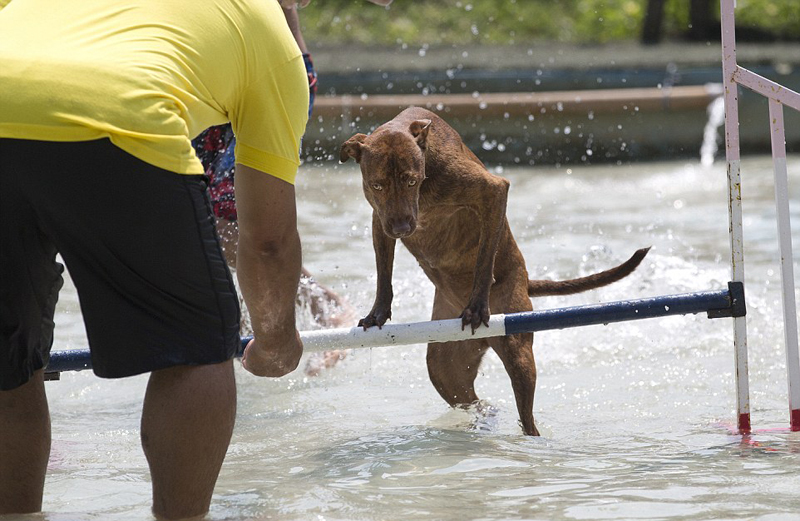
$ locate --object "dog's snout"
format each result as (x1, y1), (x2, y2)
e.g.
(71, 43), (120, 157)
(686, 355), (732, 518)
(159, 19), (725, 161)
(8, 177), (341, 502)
(393, 221), (412, 236)
(388, 216), (415, 237)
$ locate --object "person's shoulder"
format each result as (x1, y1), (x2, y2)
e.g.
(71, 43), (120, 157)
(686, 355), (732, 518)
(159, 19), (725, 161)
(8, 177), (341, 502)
(234, 0), (300, 61)
(228, 0), (283, 24)
(255, 1), (294, 35)
(215, 0), (293, 42)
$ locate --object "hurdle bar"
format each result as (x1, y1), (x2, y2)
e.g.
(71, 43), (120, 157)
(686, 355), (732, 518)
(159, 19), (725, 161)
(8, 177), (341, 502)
(720, 0), (800, 433)
(45, 283), (744, 374)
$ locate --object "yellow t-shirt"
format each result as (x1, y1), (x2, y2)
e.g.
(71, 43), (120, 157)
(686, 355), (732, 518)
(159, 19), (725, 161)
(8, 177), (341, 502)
(0, 0), (309, 182)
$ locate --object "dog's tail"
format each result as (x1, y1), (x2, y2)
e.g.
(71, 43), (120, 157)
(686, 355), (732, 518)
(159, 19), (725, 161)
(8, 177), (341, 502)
(527, 247), (650, 297)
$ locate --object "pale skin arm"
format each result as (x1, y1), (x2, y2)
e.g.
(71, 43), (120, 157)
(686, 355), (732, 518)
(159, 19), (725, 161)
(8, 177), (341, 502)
(282, 4), (308, 54)
(235, 164), (303, 377)
(278, 0), (393, 8)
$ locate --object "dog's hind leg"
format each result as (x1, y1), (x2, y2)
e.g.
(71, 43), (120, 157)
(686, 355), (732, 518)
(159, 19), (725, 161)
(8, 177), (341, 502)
(426, 338), (489, 406)
(426, 290), (489, 406)
(492, 332), (540, 436)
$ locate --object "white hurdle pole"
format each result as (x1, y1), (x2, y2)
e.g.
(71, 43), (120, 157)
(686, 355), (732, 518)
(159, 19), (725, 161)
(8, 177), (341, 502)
(721, 0), (800, 432)
(720, 0), (751, 434)
(768, 99), (800, 431)
(301, 315), (507, 351)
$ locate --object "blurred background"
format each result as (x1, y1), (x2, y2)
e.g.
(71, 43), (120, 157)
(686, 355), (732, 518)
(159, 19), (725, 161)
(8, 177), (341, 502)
(294, 0), (799, 165)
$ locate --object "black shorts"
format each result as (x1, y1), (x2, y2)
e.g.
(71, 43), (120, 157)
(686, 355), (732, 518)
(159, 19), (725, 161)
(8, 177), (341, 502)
(0, 138), (240, 390)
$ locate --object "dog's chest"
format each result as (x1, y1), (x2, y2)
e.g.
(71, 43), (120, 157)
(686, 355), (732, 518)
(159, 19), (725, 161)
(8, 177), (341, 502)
(402, 207), (480, 270)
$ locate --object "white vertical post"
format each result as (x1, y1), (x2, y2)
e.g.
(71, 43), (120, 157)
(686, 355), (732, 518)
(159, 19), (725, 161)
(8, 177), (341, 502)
(720, 0), (751, 433)
(767, 99), (800, 431)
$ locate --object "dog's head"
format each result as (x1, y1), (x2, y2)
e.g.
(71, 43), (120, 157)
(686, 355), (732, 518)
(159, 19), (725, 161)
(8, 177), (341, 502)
(340, 119), (431, 239)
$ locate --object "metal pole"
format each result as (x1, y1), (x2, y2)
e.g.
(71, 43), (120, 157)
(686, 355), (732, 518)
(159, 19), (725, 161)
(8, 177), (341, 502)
(767, 99), (800, 431)
(720, 0), (751, 434)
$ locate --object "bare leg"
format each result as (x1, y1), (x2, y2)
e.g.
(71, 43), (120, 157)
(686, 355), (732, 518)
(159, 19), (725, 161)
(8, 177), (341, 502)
(298, 268), (357, 328)
(216, 218), (352, 377)
(215, 218), (239, 269)
(141, 360), (236, 520)
(0, 370), (50, 514)
(303, 348), (351, 377)
(299, 269), (356, 376)
(217, 219), (354, 328)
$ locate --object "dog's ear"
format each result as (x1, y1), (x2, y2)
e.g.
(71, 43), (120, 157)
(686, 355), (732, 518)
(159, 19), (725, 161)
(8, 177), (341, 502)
(340, 134), (368, 163)
(409, 119), (432, 149)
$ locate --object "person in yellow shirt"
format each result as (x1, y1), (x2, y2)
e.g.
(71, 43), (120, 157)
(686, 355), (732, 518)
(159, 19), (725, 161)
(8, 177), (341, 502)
(193, 4), (357, 377)
(0, 0), (356, 518)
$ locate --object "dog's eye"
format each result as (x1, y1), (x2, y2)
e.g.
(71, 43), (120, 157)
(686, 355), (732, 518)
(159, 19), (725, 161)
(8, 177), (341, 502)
(372, 183), (383, 191)
(408, 179), (417, 187)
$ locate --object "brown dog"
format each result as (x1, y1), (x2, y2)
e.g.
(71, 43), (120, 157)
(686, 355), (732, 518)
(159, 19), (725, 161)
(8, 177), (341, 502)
(340, 107), (649, 436)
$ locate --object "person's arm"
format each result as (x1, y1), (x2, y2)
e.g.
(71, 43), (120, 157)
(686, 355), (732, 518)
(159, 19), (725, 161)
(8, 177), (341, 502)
(278, 0), (310, 8)
(281, 4), (308, 54)
(278, 0), (392, 8)
(235, 164), (303, 377)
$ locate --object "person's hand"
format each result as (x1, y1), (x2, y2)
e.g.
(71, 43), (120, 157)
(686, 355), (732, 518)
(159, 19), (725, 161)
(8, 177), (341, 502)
(241, 331), (303, 377)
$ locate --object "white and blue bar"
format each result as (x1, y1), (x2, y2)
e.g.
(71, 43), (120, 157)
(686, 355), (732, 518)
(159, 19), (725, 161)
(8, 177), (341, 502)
(45, 282), (745, 374)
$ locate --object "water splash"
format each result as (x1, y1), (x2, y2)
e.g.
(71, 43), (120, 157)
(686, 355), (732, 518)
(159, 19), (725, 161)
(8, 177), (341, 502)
(700, 96), (726, 167)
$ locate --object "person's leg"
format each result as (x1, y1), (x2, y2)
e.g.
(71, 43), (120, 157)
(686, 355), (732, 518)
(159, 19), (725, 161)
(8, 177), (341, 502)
(216, 217), (240, 268)
(141, 360), (236, 521)
(1, 138), (64, 514)
(61, 144), (240, 518)
(5, 138), (241, 517)
(0, 370), (51, 514)
(215, 211), (356, 332)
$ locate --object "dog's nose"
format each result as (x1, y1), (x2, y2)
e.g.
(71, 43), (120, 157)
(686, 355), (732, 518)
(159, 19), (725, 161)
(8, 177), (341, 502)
(390, 217), (414, 237)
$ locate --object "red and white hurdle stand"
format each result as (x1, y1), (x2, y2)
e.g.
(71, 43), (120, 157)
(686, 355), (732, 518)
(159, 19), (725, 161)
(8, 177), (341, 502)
(720, 0), (800, 434)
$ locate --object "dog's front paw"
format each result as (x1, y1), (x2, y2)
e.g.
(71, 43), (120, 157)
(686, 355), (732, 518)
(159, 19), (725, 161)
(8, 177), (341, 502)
(358, 309), (392, 330)
(460, 301), (490, 333)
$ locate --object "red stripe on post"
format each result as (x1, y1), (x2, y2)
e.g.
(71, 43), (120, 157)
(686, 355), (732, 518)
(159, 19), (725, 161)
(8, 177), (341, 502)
(738, 412), (752, 434)
(791, 409), (800, 432)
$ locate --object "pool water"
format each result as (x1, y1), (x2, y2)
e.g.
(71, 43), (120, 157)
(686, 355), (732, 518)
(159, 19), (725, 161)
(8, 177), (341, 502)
(34, 155), (800, 520)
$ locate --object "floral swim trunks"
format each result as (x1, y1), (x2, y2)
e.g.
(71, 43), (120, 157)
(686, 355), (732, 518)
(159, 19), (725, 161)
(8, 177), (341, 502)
(192, 53), (317, 222)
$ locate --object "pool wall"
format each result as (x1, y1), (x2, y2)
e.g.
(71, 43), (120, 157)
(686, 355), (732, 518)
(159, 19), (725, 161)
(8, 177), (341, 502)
(302, 42), (800, 164)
